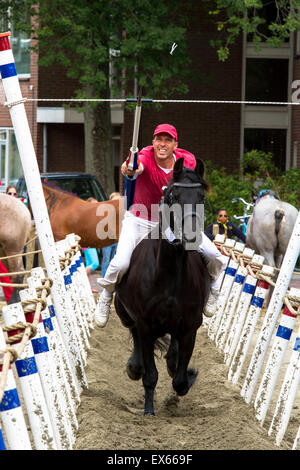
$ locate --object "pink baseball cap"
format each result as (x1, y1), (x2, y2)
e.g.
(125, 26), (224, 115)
(153, 124), (178, 141)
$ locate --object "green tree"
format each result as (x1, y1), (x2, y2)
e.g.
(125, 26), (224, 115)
(204, 0), (300, 61)
(204, 151), (300, 228)
(0, 0), (192, 194)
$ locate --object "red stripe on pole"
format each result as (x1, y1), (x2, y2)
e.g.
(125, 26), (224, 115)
(282, 304), (297, 318)
(0, 32), (11, 51)
(257, 279), (269, 289)
(6, 311), (42, 343)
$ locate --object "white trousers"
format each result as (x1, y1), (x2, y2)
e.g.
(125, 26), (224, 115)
(98, 211), (227, 295)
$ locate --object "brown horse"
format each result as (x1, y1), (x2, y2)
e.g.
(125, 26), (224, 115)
(42, 183), (126, 247)
(0, 193), (31, 303)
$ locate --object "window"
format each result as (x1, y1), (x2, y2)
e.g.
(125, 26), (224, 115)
(0, 129), (23, 188)
(10, 29), (31, 76)
(245, 58), (289, 104)
(244, 128), (287, 171)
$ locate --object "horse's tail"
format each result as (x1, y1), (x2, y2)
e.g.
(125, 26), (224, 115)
(274, 209), (284, 253)
(154, 335), (170, 358)
(274, 209), (284, 236)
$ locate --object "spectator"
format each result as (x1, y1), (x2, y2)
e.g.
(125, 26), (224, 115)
(205, 209), (246, 243)
(6, 185), (18, 197)
(82, 196), (100, 292)
(101, 192), (121, 277)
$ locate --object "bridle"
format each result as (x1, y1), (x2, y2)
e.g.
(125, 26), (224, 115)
(160, 180), (205, 243)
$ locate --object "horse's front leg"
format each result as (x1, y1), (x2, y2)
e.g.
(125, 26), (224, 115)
(138, 326), (158, 416)
(114, 295), (144, 381)
(172, 329), (198, 397)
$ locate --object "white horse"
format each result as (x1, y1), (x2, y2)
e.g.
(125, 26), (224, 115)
(0, 193), (31, 303)
(246, 192), (298, 268)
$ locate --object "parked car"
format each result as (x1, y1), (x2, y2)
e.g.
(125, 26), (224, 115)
(16, 172), (108, 204)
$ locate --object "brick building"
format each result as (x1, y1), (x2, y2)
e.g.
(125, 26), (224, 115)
(0, 8), (299, 192)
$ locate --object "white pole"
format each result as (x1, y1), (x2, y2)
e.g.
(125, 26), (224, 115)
(26, 275), (78, 444)
(216, 249), (254, 350)
(241, 211), (300, 404)
(224, 254), (264, 366)
(208, 242), (245, 341)
(267, 288), (300, 444)
(66, 233), (96, 322)
(28, 267), (81, 407)
(207, 238), (236, 337)
(56, 241), (88, 366)
(56, 239), (90, 344)
(254, 287), (300, 424)
(0, 32), (87, 391)
(19, 287), (74, 449)
(0, 327), (32, 450)
(228, 265), (274, 384)
(1, 303), (56, 449)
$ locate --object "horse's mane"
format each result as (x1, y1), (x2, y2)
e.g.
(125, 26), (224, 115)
(42, 180), (78, 197)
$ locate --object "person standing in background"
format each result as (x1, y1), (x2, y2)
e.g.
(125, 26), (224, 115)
(100, 192), (121, 277)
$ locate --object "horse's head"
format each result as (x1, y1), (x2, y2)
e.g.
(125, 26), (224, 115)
(160, 158), (209, 250)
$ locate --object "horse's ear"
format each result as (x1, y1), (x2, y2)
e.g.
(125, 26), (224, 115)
(195, 159), (205, 178)
(173, 157), (184, 179)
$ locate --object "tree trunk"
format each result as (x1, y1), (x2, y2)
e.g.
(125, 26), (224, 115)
(84, 84), (115, 197)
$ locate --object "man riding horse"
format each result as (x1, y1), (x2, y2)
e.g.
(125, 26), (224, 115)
(96, 123), (227, 327)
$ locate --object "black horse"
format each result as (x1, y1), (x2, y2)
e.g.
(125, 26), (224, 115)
(114, 158), (211, 415)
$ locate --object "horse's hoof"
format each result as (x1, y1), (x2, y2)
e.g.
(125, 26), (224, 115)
(167, 366), (175, 378)
(126, 362), (142, 381)
(144, 411), (155, 417)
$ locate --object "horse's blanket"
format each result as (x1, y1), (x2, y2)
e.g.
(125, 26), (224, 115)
(0, 260), (12, 302)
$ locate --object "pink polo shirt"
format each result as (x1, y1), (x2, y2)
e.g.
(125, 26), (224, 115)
(130, 145), (196, 222)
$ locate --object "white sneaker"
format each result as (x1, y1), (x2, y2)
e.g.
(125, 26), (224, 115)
(95, 292), (112, 328)
(203, 287), (220, 318)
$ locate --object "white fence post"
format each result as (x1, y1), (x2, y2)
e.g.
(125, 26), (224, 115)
(267, 288), (300, 445)
(224, 254), (264, 366)
(1, 303), (56, 449)
(56, 240), (89, 367)
(0, 327), (32, 450)
(28, 267), (81, 407)
(254, 287), (300, 425)
(208, 241), (245, 340)
(19, 287), (74, 449)
(66, 233), (96, 325)
(228, 265), (274, 385)
(215, 248), (254, 350)
(0, 32), (87, 393)
(241, 211), (300, 404)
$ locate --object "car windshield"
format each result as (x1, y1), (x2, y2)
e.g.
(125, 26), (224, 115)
(17, 176), (107, 202)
